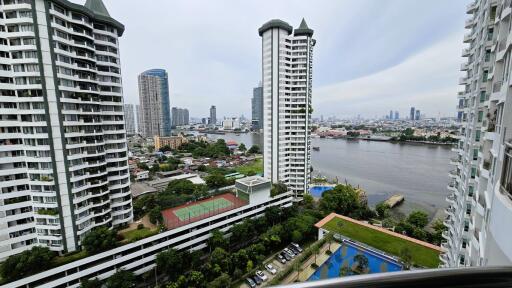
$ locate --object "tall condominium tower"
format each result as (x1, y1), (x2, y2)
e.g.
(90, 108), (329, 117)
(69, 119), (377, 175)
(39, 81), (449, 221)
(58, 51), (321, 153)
(0, 0), (132, 259)
(252, 84), (263, 130)
(135, 104), (141, 133)
(410, 107), (415, 121)
(415, 109), (421, 120)
(258, 19), (315, 198)
(442, 0), (512, 267)
(138, 69), (171, 137)
(124, 104), (136, 135)
(209, 105), (216, 126)
(171, 107), (189, 127)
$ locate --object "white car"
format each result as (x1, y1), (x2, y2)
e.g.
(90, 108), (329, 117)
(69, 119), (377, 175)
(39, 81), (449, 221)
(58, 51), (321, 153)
(265, 264), (277, 275)
(256, 270), (268, 281)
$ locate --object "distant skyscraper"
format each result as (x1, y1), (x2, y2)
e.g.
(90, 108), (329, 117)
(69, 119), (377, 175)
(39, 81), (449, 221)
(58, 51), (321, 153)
(415, 109), (421, 120)
(138, 69), (171, 137)
(171, 107), (190, 127)
(136, 104), (141, 133)
(0, 0), (132, 259)
(124, 104), (136, 134)
(252, 84), (263, 129)
(389, 110), (393, 120)
(210, 105), (217, 126)
(394, 111), (399, 120)
(410, 107), (416, 120)
(259, 18), (315, 198)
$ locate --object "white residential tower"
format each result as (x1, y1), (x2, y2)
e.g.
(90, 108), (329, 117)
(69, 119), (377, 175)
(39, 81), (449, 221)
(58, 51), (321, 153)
(258, 19), (315, 198)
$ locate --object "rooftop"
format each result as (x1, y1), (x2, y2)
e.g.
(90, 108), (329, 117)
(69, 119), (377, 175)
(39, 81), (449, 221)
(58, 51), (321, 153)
(235, 175), (269, 187)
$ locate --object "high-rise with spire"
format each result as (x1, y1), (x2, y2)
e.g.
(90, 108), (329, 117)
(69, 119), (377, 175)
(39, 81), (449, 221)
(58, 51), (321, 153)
(0, 0), (132, 259)
(258, 19), (315, 198)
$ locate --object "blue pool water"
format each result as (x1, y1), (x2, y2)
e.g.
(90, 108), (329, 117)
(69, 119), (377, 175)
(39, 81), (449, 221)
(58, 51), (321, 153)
(309, 186), (334, 197)
(308, 241), (402, 281)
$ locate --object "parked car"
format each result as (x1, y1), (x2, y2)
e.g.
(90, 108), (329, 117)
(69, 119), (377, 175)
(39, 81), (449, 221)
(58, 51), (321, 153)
(253, 275), (263, 285)
(246, 277), (256, 288)
(281, 251), (292, 261)
(265, 263), (278, 275)
(289, 245), (301, 254)
(256, 270), (268, 281)
(284, 248), (296, 257)
(277, 254), (286, 264)
(291, 242), (303, 252)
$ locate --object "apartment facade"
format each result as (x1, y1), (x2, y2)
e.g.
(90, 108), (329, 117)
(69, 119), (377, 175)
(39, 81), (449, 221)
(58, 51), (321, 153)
(153, 134), (188, 151)
(0, 0), (133, 259)
(258, 19), (315, 198)
(124, 103), (135, 135)
(443, 0), (512, 267)
(252, 84), (263, 130)
(138, 69), (171, 137)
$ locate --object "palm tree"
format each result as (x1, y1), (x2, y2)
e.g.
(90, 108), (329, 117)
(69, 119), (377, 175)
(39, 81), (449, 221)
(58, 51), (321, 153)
(313, 244), (321, 265)
(325, 233), (335, 252)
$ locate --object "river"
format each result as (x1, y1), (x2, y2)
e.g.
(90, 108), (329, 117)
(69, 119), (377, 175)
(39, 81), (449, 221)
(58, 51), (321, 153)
(198, 132), (452, 217)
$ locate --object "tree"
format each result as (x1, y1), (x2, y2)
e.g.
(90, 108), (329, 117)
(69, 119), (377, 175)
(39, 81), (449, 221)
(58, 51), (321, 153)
(399, 247), (413, 269)
(264, 206), (281, 226)
(407, 210), (429, 228)
(271, 182), (288, 197)
(375, 202), (391, 219)
(302, 194), (315, 209)
(79, 278), (102, 288)
(339, 265), (351, 276)
(325, 232), (335, 252)
(106, 270), (135, 288)
(82, 227), (117, 254)
(149, 206), (163, 225)
(207, 229), (228, 251)
(312, 244), (321, 265)
(210, 247), (231, 273)
(291, 230), (303, 243)
(0, 246), (55, 281)
(159, 145), (172, 152)
(247, 145), (260, 154)
(205, 173), (229, 189)
(319, 184), (362, 216)
(156, 248), (184, 281)
(353, 254), (369, 273)
(238, 143), (247, 152)
(210, 273), (231, 288)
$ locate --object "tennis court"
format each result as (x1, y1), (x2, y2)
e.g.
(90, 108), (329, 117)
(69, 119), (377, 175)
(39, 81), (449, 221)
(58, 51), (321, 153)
(161, 193), (248, 230)
(173, 198), (232, 221)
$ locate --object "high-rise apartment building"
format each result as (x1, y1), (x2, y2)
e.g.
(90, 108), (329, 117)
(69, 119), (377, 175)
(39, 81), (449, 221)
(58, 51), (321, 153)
(442, 0), (512, 267)
(138, 69), (171, 137)
(394, 111), (399, 120)
(389, 110), (393, 120)
(410, 107), (415, 121)
(252, 84), (263, 130)
(0, 0), (132, 259)
(171, 107), (189, 127)
(415, 109), (421, 120)
(124, 104), (136, 135)
(209, 105), (216, 126)
(136, 104), (141, 133)
(258, 19), (315, 198)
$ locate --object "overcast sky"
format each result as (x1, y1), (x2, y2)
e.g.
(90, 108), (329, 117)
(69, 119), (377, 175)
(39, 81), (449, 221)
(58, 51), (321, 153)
(80, 0), (468, 119)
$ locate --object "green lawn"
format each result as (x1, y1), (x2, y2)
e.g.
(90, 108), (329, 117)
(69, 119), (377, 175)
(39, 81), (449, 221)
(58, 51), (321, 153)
(121, 228), (158, 242)
(323, 217), (440, 268)
(235, 158), (263, 175)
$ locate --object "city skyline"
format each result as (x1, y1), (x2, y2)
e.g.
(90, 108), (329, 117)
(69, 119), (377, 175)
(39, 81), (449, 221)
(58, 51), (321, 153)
(74, 0), (467, 119)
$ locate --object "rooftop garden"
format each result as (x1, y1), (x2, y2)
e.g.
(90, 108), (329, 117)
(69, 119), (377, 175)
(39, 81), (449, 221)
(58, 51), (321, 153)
(321, 216), (441, 268)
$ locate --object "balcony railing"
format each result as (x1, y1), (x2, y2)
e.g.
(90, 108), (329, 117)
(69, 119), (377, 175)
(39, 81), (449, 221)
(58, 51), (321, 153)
(277, 266), (512, 288)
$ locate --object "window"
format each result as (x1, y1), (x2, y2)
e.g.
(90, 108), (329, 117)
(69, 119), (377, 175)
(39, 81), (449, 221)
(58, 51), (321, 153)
(478, 111), (483, 122)
(484, 49), (491, 62)
(479, 91), (486, 103)
(475, 130), (481, 141)
(482, 70), (488, 82)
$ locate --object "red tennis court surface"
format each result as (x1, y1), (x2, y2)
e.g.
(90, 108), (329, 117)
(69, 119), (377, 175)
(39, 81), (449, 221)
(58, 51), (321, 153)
(161, 193), (248, 230)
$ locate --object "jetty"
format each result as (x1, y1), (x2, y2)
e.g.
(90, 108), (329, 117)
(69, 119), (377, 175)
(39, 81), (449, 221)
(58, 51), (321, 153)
(384, 194), (404, 208)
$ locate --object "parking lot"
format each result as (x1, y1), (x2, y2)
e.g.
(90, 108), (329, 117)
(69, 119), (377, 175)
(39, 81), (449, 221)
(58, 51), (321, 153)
(238, 243), (304, 288)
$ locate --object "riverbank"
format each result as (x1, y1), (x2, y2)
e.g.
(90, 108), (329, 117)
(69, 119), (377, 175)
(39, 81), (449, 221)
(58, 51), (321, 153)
(343, 136), (455, 146)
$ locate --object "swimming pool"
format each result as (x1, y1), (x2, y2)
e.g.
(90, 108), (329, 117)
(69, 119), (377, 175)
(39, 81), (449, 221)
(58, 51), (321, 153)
(309, 186), (334, 197)
(308, 240), (402, 281)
